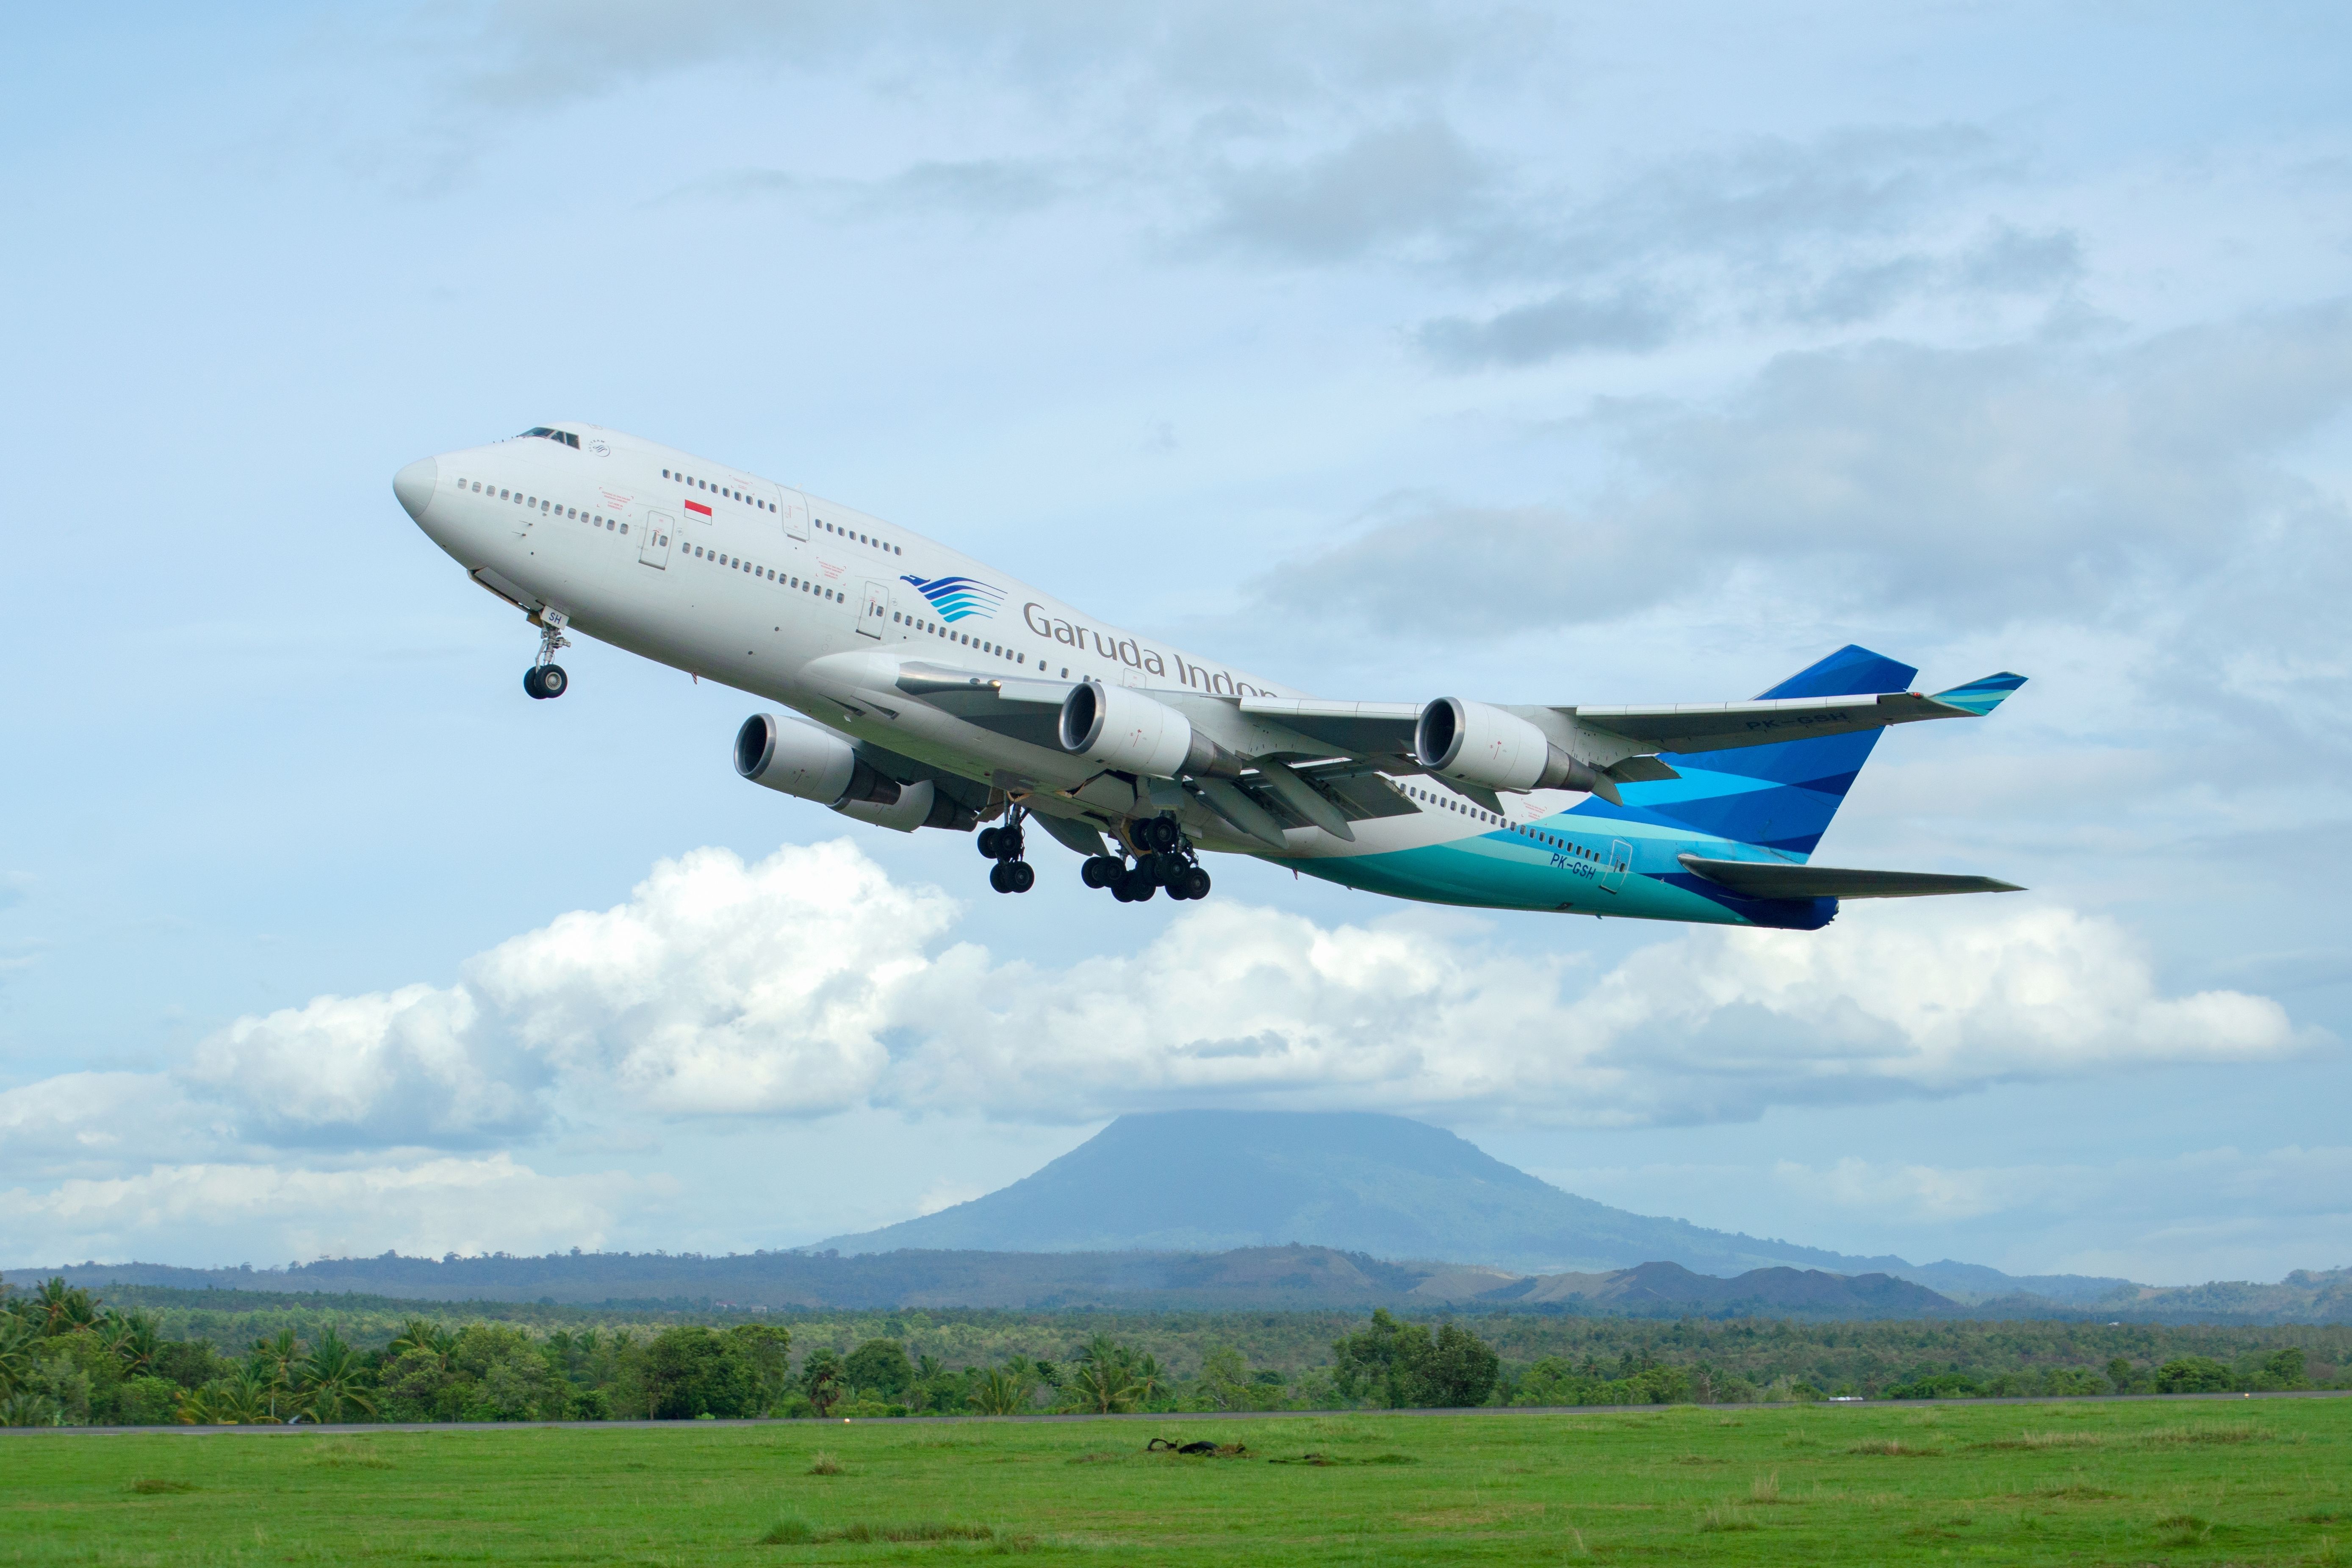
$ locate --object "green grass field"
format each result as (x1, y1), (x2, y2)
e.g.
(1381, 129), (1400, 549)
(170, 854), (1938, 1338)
(4, 1398), (2347, 1565)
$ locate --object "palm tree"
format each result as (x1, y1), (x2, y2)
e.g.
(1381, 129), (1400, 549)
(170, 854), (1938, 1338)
(296, 1330), (377, 1423)
(99, 1310), (161, 1377)
(180, 1363), (280, 1426)
(1132, 1354), (1167, 1409)
(386, 1318), (454, 1368)
(0, 1317), (38, 1396)
(1064, 1335), (1142, 1414)
(800, 1349), (845, 1417)
(30, 1279), (95, 1337)
(968, 1365), (1034, 1416)
(0, 1391), (60, 1427)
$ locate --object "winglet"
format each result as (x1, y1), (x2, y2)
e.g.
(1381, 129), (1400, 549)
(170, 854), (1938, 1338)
(1928, 671), (2027, 716)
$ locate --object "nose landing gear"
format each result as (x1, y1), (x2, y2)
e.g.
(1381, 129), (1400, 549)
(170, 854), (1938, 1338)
(978, 805), (1036, 893)
(1088, 815), (1211, 903)
(524, 610), (571, 701)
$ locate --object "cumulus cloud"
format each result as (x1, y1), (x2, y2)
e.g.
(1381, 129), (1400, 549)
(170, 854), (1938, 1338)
(15, 843), (2304, 1165)
(1, 839), (2324, 1267)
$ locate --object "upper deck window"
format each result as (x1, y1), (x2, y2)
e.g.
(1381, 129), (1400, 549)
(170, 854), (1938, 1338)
(519, 427), (582, 449)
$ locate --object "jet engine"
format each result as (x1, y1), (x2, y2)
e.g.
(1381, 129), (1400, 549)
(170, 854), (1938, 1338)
(1414, 698), (1610, 795)
(1057, 679), (1234, 778)
(733, 714), (975, 832)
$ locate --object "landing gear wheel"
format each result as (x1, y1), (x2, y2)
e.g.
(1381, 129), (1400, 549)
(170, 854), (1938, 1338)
(977, 827), (1007, 859)
(987, 861), (1014, 893)
(1141, 815), (1181, 853)
(524, 610), (573, 699)
(1004, 860), (1035, 893)
(1080, 855), (1123, 889)
(1177, 865), (1212, 900)
(1116, 867), (1158, 903)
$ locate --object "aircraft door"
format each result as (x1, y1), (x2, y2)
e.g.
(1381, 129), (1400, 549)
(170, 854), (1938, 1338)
(640, 509), (674, 569)
(857, 579), (889, 639)
(1601, 839), (1633, 892)
(774, 487), (809, 540)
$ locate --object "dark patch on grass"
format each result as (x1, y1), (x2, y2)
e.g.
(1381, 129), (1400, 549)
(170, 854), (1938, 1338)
(2024, 1485), (2124, 1501)
(761, 1518), (996, 1546)
(1695, 1503), (1758, 1533)
(1673, 1453), (1727, 1465)
(126, 1479), (195, 1495)
(2140, 1422), (2270, 1445)
(1847, 1439), (1941, 1457)
(1266, 1452), (1415, 1467)
(2154, 1512), (2213, 1546)
(309, 1439), (393, 1470)
(806, 1452), (844, 1476)
(2299, 1508), (2349, 1523)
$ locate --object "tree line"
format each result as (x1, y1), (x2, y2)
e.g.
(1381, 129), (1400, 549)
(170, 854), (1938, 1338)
(2, 1277), (2341, 1425)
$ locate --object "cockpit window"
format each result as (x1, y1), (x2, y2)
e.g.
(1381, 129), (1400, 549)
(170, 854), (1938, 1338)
(518, 427), (582, 449)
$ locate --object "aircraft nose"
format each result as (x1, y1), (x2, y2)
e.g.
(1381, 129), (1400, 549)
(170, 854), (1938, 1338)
(393, 457), (439, 521)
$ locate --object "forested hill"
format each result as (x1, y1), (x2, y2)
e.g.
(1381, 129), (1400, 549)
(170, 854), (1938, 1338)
(14, 1249), (2347, 1323)
(816, 1111), (1915, 1277)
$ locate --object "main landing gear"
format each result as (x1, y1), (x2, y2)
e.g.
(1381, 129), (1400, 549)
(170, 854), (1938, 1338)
(524, 610), (571, 701)
(1082, 814), (1212, 903)
(978, 805), (1037, 894)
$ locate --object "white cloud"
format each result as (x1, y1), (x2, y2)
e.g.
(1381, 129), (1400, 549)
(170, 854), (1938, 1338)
(0, 839), (2327, 1269)
(50, 842), (2305, 1150)
(3, 1155), (634, 1266)
(187, 983), (535, 1148)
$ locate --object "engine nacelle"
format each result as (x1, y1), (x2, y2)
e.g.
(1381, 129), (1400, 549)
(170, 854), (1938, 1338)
(1415, 698), (1609, 795)
(1057, 680), (1233, 778)
(735, 714), (978, 833)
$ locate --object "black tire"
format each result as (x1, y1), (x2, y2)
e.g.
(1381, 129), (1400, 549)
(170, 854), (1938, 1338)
(977, 827), (1004, 859)
(1117, 867), (1158, 903)
(1006, 860), (1035, 892)
(1178, 866), (1212, 900)
(1153, 851), (1191, 885)
(1143, 816), (1180, 853)
(1080, 856), (1121, 889)
(987, 861), (1015, 893)
(523, 666), (546, 699)
(1110, 876), (1136, 903)
(537, 664), (567, 698)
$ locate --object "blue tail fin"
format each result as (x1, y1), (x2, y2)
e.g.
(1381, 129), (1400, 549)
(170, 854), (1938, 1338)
(1570, 644), (1917, 858)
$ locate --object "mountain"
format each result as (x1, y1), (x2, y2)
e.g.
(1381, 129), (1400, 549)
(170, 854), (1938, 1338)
(3, 1246), (1955, 1318)
(817, 1110), (1918, 1277)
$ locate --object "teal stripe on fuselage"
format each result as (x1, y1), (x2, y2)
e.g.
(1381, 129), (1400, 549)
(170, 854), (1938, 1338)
(1288, 817), (1755, 925)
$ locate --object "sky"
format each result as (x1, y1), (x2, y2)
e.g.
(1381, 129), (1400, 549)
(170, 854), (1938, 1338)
(5, 2), (2350, 1287)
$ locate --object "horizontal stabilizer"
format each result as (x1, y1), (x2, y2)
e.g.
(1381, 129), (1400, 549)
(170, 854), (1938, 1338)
(1678, 853), (2023, 900)
(1928, 671), (2028, 715)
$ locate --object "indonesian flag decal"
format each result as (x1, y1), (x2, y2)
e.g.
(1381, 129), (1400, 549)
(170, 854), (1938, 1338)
(684, 499), (712, 516)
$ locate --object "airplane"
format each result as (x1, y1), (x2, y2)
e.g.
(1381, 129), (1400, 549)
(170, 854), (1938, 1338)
(393, 424), (2026, 930)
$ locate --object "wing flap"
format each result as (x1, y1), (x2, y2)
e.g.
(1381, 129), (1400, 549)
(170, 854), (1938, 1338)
(1235, 698), (1421, 761)
(1679, 854), (2023, 900)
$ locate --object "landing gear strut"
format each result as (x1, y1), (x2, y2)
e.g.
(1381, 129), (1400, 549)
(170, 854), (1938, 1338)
(1087, 814), (1211, 903)
(524, 610), (571, 701)
(978, 804), (1036, 894)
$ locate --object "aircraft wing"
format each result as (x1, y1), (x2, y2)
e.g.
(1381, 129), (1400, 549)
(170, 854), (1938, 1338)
(1243, 674), (2025, 771)
(1560, 677), (2022, 755)
(1678, 854), (2023, 899)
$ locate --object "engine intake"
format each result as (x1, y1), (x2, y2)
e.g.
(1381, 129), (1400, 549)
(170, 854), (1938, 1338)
(1057, 680), (1234, 778)
(1414, 698), (1610, 796)
(734, 714), (974, 832)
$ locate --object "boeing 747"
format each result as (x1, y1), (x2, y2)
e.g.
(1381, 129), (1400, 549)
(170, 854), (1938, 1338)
(394, 424), (2024, 928)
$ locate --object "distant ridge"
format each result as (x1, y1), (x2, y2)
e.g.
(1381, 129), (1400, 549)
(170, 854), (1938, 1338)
(817, 1110), (1916, 1277)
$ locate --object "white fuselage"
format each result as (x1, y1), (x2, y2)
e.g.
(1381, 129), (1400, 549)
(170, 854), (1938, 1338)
(395, 423), (1820, 926)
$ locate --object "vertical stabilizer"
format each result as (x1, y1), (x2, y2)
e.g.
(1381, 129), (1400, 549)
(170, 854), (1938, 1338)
(1571, 644), (1917, 857)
